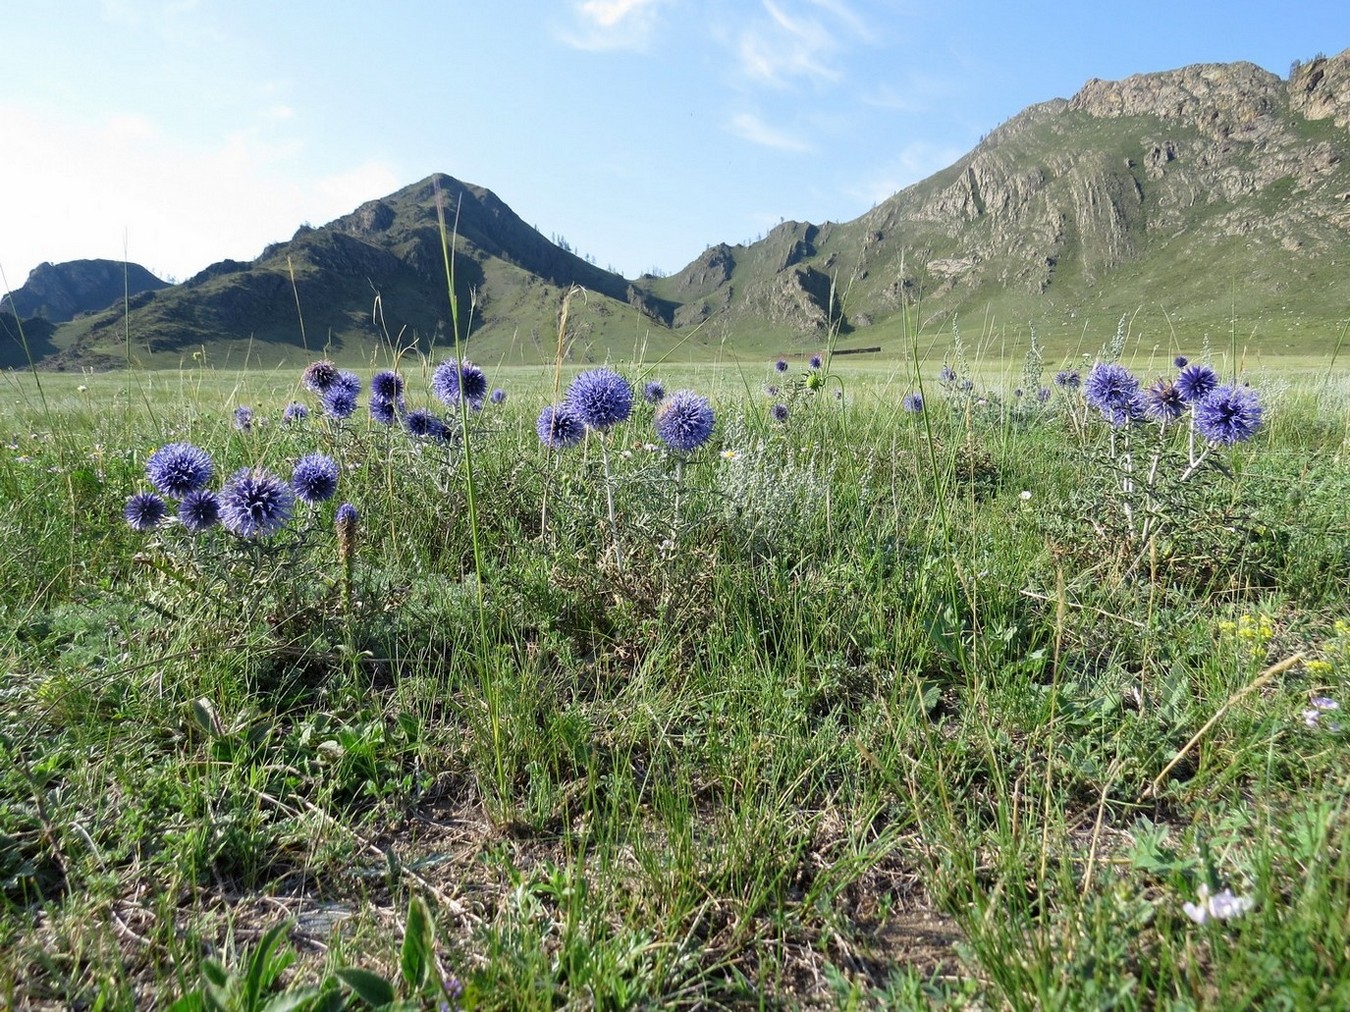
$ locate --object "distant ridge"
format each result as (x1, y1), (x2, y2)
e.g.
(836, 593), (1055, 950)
(2, 259), (168, 324)
(14, 48), (1350, 368)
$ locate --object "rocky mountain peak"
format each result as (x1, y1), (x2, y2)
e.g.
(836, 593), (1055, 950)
(1290, 50), (1350, 128)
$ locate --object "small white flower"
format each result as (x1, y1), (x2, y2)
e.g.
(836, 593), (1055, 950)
(1182, 883), (1254, 925)
(1019, 490), (1033, 501)
(720, 449), (738, 461)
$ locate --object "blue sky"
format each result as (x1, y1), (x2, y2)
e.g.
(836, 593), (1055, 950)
(2, 1), (1345, 291)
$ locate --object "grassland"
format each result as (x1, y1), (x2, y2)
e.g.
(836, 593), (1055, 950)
(1, 337), (1348, 1008)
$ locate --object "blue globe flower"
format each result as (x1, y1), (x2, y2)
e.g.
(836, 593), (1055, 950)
(643, 381), (666, 404)
(565, 368), (632, 431)
(219, 468), (294, 537)
(1083, 363), (1141, 426)
(1176, 363), (1220, 403)
(335, 502), (359, 527)
(334, 371), (362, 397)
(432, 359), (489, 409)
(302, 360), (340, 394)
(902, 392), (924, 413)
(774, 358), (789, 374)
(1143, 378), (1185, 422)
(371, 370), (404, 402)
(146, 442), (213, 498)
(939, 366), (958, 383)
(536, 404), (585, 449)
(233, 406), (254, 432)
(654, 390), (715, 453)
(291, 454), (340, 504)
(125, 492), (166, 531)
(771, 402), (790, 423)
(1194, 385), (1263, 445)
(809, 354), (823, 369)
(178, 490), (221, 532)
(282, 401), (309, 424)
(489, 388), (507, 405)
(322, 386), (358, 420)
(1174, 355), (1189, 368)
(404, 408), (448, 441)
(1054, 369), (1080, 389)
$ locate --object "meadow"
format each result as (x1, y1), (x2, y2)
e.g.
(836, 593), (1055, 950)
(1, 324), (1348, 1009)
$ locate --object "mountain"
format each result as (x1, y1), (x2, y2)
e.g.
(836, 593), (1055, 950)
(15, 49), (1350, 369)
(0, 259), (168, 324)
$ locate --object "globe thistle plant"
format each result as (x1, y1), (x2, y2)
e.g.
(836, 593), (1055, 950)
(322, 386), (358, 420)
(1143, 378), (1186, 423)
(219, 468), (294, 538)
(1083, 362), (1141, 426)
(125, 492), (167, 531)
(774, 359), (789, 374)
(432, 359), (489, 409)
(291, 454), (340, 505)
(370, 369), (404, 402)
(643, 381), (666, 404)
(809, 354), (823, 369)
(146, 442), (214, 499)
(334, 371), (362, 398)
(489, 388), (507, 405)
(771, 403), (790, 423)
(565, 368), (633, 431)
(233, 406), (254, 432)
(370, 398), (401, 425)
(1193, 385), (1263, 446)
(1176, 363), (1220, 403)
(654, 391), (715, 453)
(302, 359), (340, 394)
(404, 408), (448, 442)
(536, 404), (585, 450)
(177, 490), (221, 532)
(282, 401), (309, 424)
(902, 392), (924, 413)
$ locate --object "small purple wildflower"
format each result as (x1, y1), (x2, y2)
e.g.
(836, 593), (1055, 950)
(774, 358), (789, 374)
(322, 385), (358, 420)
(334, 371), (362, 397)
(302, 360), (340, 394)
(565, 368), (633, 430)
(1143, 378), (1186, 422)
(643, 380), (666, 404)
(1037, 387), (1052, 402)
(902, 392), (924, 413)
(370, 370), (404, 402)
(404, 408), (448, 441)
(177, 490), (221, 532)
(432, 359), (489, 409)
(1176, 363), (1220, 403)
(809, 354), (823, 369)
(282, 401), (309, 424)
(536, 404), (586, 449)
(939, 365), (957, 383)
(219, 468), (294, 537)
(291, 454), (340, 504)
(1083, 362), (1141, 426)
(1054, 369), (1080, 389)
(124, 492), (166, 531)
(489, 388), (507, 405)
(654, 390), (715, 452)
(233, 406), (254, 432)
(1174, 355), (1189, 368)
(146, 442), (213, 498)
(370, 398), (401, 425)
(1193, 385), (1262, 445)
(771, 402), (789, 423)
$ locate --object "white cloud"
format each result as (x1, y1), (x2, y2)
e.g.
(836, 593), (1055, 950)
(735, 0), (871, 87)
(728, 112), (814, 153)
(563, 0), (666, 51)
(0, 102), (402, 287)
(847, 140), (967, 204)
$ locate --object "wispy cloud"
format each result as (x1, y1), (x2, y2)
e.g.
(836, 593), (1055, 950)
(562, 0), (666, 51)
(735, 0), (870, 87)
(728, 112), (814, 153)
(847, 140), (968, 204)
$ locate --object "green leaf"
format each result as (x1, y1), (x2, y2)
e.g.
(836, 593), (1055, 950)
(400, 896), (434, 992)
(166, 994), (206, 1012)
(245, 922), (295, 1009)
(259, 989), (322, 1012)
(334, 967), (396, 1007)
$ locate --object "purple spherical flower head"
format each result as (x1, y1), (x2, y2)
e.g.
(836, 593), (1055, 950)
(765, 384), (780, 397)
(1174, 354), (1189, 368)
(220, 468), (294, 537)
(302, 360), (340, 394)
(334, 371), (362, 397)
(282, 401), (309, 424)
(1194, 385), (1263, 445)
(1143, 378), (1186, 422)
(902, 392), (924, 413)
(370, 397), (401, 425)
(291, 453), (340, 504)
(322, 385), (358, 420)
(774, 358), (790, 374)
(125, 492), (166, 531)
(565, 368), (633, 430)
(1037, 386), (1052, 402)
(654, 390), (715, 453)
(643, 380), (666, 404)
(335, 502), (358, 527)
(771, 402), (790, 423)
(178, 490), (221, 532)
(432, 359), (489, 409)
(1054, 369), (1080, 389)
(233, 406), (254, 432)
(404, 408), (448, 441)
(370, 369), (404, 402)
(939, 365), (957, 383)
(1083, 363), (1140, 425)
(146, 442), (213, 498)
(1176, 363), (1220, 403)
(536, 404), (585, 449)
(809, 354), (823, 369)
(489, 387), (507, 405)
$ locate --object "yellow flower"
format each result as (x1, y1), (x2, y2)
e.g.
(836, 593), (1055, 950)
(1305, 659), (1335, 677)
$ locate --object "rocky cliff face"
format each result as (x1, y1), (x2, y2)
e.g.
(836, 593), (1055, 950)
(2, 259), (169, 323)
